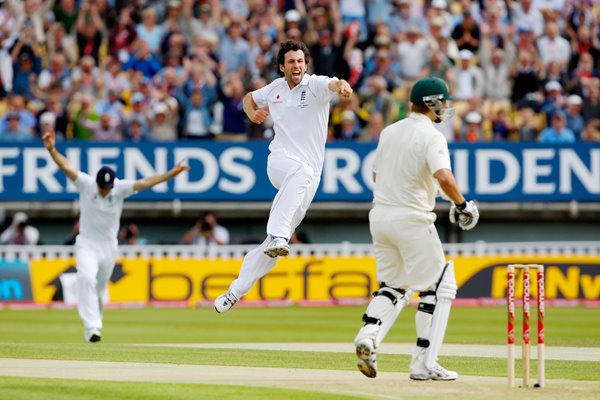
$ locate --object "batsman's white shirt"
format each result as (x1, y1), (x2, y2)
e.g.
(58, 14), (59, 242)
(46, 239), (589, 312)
(370, 112), (451, 291)
(373, 112), (451, 219)
(252, 73), (334, 174)
(74, 171), (136, 331)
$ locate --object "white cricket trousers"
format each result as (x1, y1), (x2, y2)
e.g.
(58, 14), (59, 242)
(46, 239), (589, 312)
(369, 205), (446, 292)
(75, 236), (118, 331)
(229, 153), (320, 297)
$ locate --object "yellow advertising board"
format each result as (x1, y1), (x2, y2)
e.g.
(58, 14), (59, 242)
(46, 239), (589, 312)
(27, 255), (600, 304)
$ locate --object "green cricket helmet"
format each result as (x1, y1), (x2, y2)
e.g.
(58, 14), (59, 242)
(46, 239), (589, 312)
(409, 76), (454, 122)
(410, 76), (452, 104)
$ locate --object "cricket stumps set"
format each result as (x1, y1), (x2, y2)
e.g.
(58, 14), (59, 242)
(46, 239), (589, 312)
(507, 264), (545, 388)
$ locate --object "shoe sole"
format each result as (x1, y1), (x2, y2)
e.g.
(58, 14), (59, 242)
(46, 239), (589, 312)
(431, 375), (458, 381)
(355, 343), (377, 378)
(89, 334), (101, 343)
(214, 305), (235, 313)
(264, 246), (290, 258)
(409, 373), (458, 381)
(409, 373), (432, 381)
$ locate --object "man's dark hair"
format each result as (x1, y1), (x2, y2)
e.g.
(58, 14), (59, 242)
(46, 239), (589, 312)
(277, 40), (310, 76)
(410, 103), (430, 114)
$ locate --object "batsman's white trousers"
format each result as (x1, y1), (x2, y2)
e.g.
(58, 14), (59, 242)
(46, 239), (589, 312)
(230, 153), (320, 297)
(369, 205), (446, 291)
(75, 236), (117, 331)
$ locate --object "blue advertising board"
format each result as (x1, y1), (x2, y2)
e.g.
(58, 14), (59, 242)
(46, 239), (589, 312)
(0, 141), (598, 202)
(0, 260), (32, 301)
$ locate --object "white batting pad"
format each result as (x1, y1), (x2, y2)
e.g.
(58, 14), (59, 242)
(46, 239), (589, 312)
(424, 262), (457, 369)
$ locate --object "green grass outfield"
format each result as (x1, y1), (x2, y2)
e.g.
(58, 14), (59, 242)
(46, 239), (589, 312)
(0, 305), (599, 400)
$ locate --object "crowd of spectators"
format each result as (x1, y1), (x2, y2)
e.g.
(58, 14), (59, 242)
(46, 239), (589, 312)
(0, 210), (231, 245)
(0, 0), (598, 144)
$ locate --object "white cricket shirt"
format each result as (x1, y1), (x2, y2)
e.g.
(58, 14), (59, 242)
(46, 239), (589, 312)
(252, 74), (334, 174)
(74, 171), (137, 243)
(372, 112), (451, 214)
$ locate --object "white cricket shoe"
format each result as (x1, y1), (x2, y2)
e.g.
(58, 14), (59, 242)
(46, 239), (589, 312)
(214, 291), (239, 313)
(264, 236), (290, 258)
(409, 363), (458, 381)
(84, 328), (101, 343)
(355, 338), (378, 378)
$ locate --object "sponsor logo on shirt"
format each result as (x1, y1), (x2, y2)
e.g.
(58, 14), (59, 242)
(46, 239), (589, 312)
(272, 94), (284, 104)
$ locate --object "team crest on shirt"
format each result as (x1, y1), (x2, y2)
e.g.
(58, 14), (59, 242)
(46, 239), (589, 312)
(298, 90), (308, 108)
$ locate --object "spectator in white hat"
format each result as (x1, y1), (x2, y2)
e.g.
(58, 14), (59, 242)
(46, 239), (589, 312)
(284, 9), (302, 29)
(540, 80), (565, 122)
(545, 80), (563, 94)
(0, 212), (39, 245)
(565, 95), (585, 139)
(451, 49), (484, 102)
(460, 110), (484, 143)
(149, 101), (178, 141)
(429, 0), (454, 38)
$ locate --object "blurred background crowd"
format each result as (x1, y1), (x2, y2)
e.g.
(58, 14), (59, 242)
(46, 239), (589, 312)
(0, 0), (598, 144)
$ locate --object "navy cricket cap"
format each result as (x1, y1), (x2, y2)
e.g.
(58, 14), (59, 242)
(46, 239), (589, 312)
(96, 166), (116, 189)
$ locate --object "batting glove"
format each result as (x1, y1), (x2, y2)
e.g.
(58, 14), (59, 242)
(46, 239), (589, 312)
(449, 200), (479, 230)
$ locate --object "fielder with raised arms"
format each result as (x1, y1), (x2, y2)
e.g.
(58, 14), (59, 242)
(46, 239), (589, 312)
(43, 129), (189, 343)
(353, 76), (479, 380)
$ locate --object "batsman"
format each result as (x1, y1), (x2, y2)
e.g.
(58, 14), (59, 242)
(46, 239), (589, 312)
(353, 76), (479, 380)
